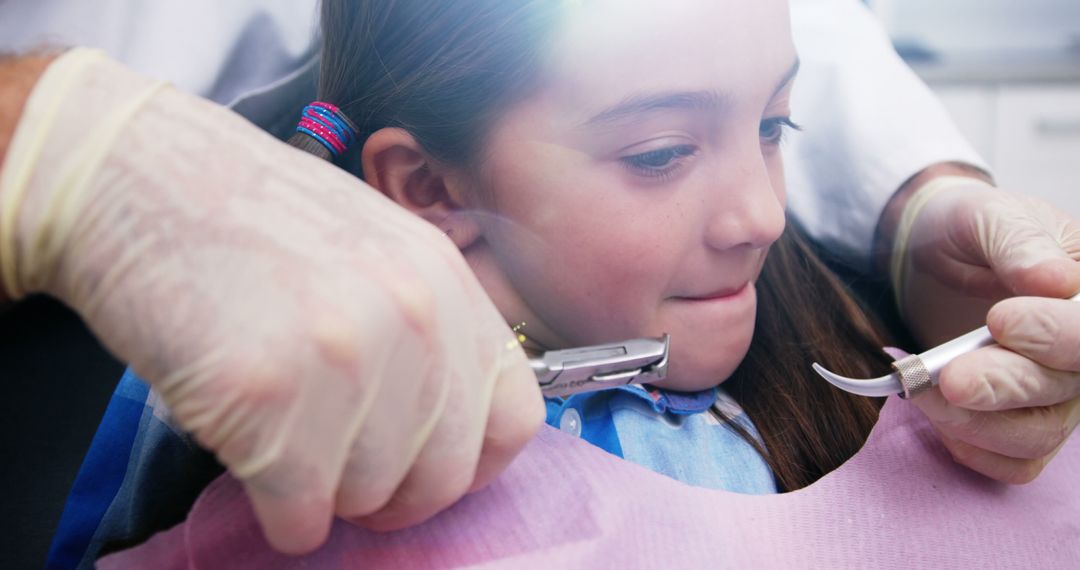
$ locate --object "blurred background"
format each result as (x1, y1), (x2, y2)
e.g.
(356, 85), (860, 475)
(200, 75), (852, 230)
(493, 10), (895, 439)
(867, 0), (1080, 216)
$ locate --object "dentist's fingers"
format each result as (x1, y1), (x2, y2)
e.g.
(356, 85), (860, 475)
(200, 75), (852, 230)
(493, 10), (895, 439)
(933, 428), (1067, 485)
(334, 327), (448, 519)
(467, 347), (544, 493)
(986, 295), (1080, 374)
(907, 292), (1080, 481)
(229, 361), (365, 555)
(242, 453), (338, 555)
(349, 372), (489, 532)
(936, 345), (1080, 412)
(962, 202), (1080, 298)
(350, 340), (540, 531)
(912, 387), (1080, 462)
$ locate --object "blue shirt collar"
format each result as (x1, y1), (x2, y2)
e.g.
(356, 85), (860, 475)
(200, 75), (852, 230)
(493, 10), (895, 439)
(568, 384), (718, 415)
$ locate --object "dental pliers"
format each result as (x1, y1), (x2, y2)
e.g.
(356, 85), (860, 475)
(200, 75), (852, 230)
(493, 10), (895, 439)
(531, 334), (670, 397)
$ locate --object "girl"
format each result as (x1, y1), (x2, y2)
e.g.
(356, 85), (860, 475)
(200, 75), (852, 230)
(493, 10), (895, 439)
(290, 0), (891, 493)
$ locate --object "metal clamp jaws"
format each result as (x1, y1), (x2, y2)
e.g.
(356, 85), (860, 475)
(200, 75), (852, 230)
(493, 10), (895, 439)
(531, 334), (670, 398)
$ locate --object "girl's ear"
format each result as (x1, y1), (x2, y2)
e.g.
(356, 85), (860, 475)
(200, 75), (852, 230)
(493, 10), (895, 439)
(360, 127), (482, 250)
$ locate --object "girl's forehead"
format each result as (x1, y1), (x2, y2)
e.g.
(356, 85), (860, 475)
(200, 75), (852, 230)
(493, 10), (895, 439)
(552, 0), (792, 56)
(540, 0), (795, 122)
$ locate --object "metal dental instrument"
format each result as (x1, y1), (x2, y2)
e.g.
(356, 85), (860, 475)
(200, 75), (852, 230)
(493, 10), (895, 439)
(531, 334), (670, 398)
(812, 292), (1080, 399)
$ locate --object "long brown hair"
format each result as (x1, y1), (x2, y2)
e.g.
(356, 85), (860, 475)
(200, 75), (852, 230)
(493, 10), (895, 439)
(292, 0), (892, 491)
(722, 224), (890, 490)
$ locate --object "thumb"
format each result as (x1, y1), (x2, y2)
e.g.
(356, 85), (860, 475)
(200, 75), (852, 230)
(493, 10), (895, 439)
(976, 201), (1080, 298)
(1002, 256), (1080, 299)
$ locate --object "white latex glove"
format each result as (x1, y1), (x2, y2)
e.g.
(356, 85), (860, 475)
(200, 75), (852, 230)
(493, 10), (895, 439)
(893, 175), (1080, 484)
(0, 49), (543, 553)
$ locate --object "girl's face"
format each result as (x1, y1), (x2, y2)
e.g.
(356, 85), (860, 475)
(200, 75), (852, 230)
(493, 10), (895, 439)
(463, 0), (796, 391)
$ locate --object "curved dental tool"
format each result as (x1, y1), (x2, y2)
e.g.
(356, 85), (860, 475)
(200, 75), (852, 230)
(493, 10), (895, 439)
(813, 292), (1080, 398)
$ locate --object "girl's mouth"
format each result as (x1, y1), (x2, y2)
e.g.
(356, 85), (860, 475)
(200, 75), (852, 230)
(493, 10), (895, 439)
(673, 281), (750, 302)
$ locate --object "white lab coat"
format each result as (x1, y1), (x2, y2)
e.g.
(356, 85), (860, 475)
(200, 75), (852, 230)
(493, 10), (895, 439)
(785, 0), (986, 266)
(0, 0), (986, 268)
(0, 0), (318, 105)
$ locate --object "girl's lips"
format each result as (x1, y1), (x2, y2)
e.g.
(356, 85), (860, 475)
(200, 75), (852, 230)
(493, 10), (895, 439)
(674, 281), (750, 301)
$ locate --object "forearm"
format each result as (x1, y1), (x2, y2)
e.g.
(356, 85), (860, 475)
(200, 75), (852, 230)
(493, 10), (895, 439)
(0, 52), (59, 304)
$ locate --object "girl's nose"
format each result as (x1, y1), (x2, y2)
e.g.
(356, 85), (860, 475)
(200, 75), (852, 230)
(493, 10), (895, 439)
(703, 149), (786, 251)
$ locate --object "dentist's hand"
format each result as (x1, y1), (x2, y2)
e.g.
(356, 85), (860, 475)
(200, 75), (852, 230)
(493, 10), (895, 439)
(886, 169), (1080, 483)
(1, 51), (543, 554)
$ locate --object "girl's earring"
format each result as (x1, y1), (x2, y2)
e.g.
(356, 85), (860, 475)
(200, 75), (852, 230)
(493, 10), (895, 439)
(512, 321), (528, 345)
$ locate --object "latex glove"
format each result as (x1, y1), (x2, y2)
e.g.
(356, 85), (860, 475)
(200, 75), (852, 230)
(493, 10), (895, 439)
(892, 175), (1080, 484)
(0, 49), (543, 553)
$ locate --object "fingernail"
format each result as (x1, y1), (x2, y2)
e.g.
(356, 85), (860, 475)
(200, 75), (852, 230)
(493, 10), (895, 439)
(882, 346), (911, 360)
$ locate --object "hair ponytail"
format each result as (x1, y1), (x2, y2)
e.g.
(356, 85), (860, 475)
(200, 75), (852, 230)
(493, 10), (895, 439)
(287, 0), (562, 177)
(287, 129), (337, 162)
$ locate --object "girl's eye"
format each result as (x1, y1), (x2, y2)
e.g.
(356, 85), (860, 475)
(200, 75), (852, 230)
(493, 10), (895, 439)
(621, 144), (697, 178)
(760, 117), (802, 146)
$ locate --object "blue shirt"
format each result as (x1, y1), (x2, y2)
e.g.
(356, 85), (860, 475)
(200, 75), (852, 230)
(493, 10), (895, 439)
(545, 385), (777, 494)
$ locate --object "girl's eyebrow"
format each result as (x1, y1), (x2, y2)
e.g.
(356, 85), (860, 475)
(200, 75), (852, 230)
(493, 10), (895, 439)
(580, 58), (801, 129)
(582, 90), (732, 128)
(772, 58), (801, 98)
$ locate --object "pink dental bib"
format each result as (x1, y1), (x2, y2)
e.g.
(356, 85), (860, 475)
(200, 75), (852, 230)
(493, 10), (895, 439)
(100, 396), (1080, 568)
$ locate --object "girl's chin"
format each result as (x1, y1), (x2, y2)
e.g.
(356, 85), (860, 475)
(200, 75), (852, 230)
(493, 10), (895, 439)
(655, 357), (742, 393)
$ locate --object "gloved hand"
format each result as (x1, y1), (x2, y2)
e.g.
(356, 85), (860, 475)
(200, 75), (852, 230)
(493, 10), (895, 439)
(891, 173), (1080, 484)
(0, 49), (543, 554)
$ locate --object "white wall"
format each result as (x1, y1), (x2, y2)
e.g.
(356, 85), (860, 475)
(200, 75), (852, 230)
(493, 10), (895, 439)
(869, 0), (1080, 53)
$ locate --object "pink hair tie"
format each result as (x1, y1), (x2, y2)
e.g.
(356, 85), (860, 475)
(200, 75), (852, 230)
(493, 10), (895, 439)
(295, 102), (359, 158)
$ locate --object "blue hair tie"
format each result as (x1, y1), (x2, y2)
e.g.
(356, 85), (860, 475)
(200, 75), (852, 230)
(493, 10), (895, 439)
(296, 102), (359, 158)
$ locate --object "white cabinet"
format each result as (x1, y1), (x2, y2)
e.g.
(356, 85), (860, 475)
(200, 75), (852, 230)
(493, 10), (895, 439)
(995, 86), (1080, 212)
(932, 87), (996, 161)
(868, 0), (1080, 54)
(932, 83), (1080, 217)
